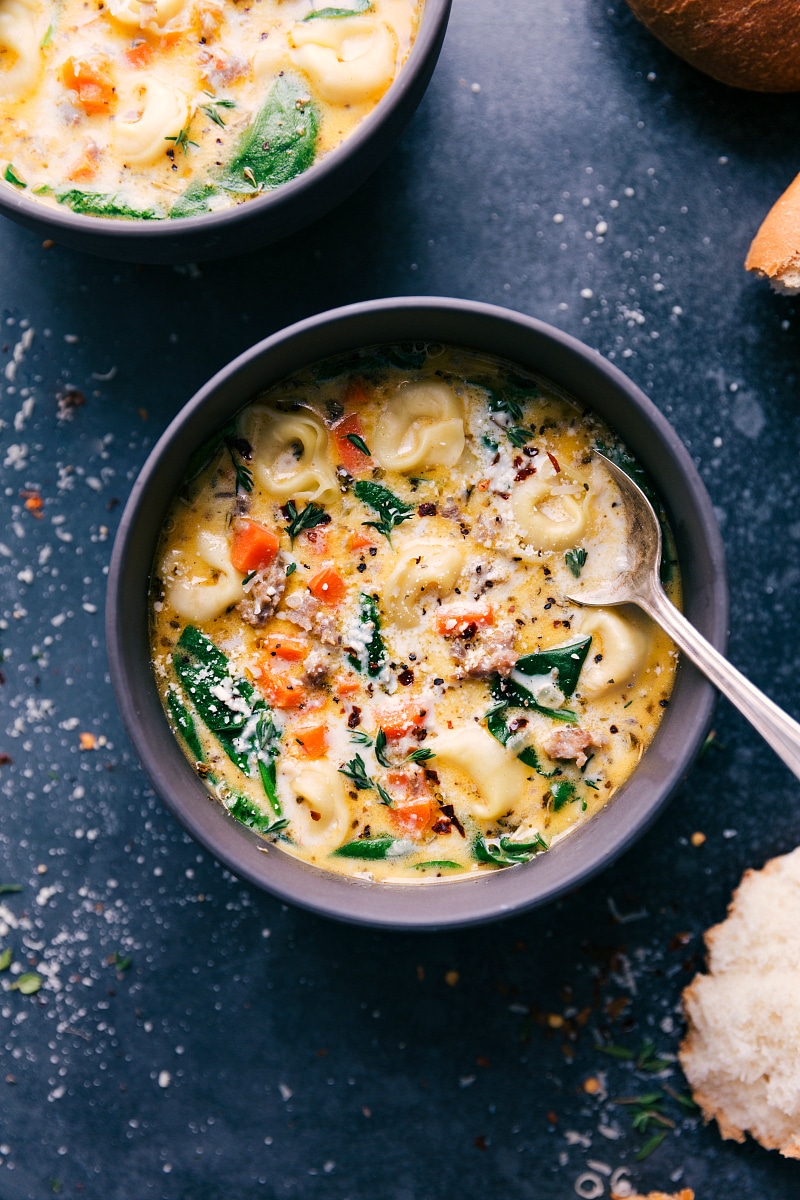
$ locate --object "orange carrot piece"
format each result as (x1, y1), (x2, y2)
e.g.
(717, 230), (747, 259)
(378, 706), (427, 740)
(230, 521), (280, 573)
(67, 146), (99, 182)
(261, 635), (309, 662)
(335, 676), (361, 698)
(62, 57), (116, 115)
(256, 668), (306, 710)
(348, 531), (375, 552)
(294, 725), (328, 758)
(435, 608), (495, 637)
(333, 413), (373, 474)
(125, 41), (153, 68)
(308, 567), (346, 606)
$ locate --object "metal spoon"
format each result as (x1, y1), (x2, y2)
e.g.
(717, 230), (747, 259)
(567, 452), (800, 781)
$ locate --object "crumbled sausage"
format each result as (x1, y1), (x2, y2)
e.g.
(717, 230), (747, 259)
(238, 557), (287, 627)
(540, 726), (601, 769)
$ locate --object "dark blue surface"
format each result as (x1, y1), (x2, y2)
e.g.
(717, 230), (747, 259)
(1, 1), (800, 1197)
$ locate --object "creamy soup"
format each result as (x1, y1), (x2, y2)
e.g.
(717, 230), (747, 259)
(150, 345), (680, 882)
(0, 0), (421, 219)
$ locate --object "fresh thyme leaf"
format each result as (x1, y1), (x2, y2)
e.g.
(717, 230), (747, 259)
(200, 103), (227, 129)
(199, 95), (236, 128)
(481, 434), (499, 454)
(597, 1043), (635, 1060)
(565, 547), (588, 577)
(635, 1131), (667, 1161)
(165, 124), (198, 155)
(4, 164), (26, 189)
(333, 837), (396, 859)
(339, 754), (374, 790)
(284, 499), (329, 545)
(353, 480), (414, 545)
(375, 780), (394, 807)
(226, 439), (253, 494)
(507, 425), (533, 448)
(0, 884), (22, 895)
(0, 948), (11, 971)
(349, 731), (373, 746)
(10, 972), (42, 995)
(286, 562), (297, 576)
(405, 747), (435, 764)
(346, 432), (371, 456)
(374, 729), (391, 768)
(242, 569), (258, 585)
(113, 952), (132, 972)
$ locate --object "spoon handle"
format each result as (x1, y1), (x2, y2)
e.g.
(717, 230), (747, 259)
(639, 585), (800, 782)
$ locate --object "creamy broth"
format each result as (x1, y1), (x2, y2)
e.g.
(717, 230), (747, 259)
(150, 345), (680, 882)
(0, 0), (421, 219)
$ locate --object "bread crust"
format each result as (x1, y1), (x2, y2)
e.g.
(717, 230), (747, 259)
(745, 172), (800, 289)
(625, 0), (800, 92)
(679, 847), (800, 1158)
(611, 1191), (695, 1200)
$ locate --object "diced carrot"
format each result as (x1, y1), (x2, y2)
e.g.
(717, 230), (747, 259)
(435, 608), (495, 637)
(261, 634), (309, 662)
(333, 413), (373, 475)
(389, 799), (436, 838)
(159, 30), (184, 50)
(308, 567), (346, 606)
(294, 725), (328, 758)
(377, 705), (427, 740)
(125, 40), (153, 68)
(67, 144), (99, 182)
(335, 676), (361, 698)
(62, 57), (116, 115)
(343, 377), (369, 406)
(255, 667), (306, 709)
(230, 521), (280, 573)
(348, 531), (375, 552)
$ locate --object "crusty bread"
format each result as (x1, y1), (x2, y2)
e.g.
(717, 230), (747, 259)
(679, 846), (800, 1158)
(625, 0), (800, 92)
(745, 173), (800, 293)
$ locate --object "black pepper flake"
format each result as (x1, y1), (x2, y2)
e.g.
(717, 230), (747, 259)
(368, 546), (378, 557)
(357, 562), (367, 572)
(433, 677), (444, 686)
(609, 724), (618, 734)
(659, 698), (670, 707)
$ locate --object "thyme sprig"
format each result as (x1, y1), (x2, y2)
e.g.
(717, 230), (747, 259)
(338, 754), (393, 806)
(283, 499), (329, 545)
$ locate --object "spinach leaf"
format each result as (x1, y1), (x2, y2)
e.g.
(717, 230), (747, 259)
(357, 593), (387, 677)
(490, 678), (578, 724)
(512, 636), (592, 698)
(333, 837), (396, 859)
(474, 833), (548, 867)
(57, 190), (162, 220)
(166, 685), (204, 762)
(4, 164), (26, 189)
(485, 703), (556, 774)
(171, 180), (223, 219)
(226, 790), (287, 835)
(219, 75), (318, 195)
(414, 860), (462, 871)
(174, 626), (254, 733)
(305, 0), (371, 16)
(353, 480), (414, 544)
(550, 779), (577, 811)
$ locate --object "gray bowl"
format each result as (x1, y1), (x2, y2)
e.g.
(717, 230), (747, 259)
(0, 1), (450, 265)
(106, 297), (728, 928)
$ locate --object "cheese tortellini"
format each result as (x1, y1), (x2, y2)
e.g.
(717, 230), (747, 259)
(114, 76), (190, 167)
(512, 475), (587, 553)
(241, 406), (340, 506)
(164, 531), (243, 622)
(108, 0), (187, 30)
(287, 762), (350, 853)
(289, 17), (397, 106)
(433, 727), (530, 820)
(384, 541), (464, 629)
(373, 381), (465, 473)
(577, 608), (652, 698)
(0, 0), (44, 101)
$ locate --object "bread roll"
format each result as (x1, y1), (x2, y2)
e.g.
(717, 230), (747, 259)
(745, 173), (800, 293)
(611, 1191), (694, 1200)
(679, 846), (800, 1158)
(625, 0), (800, 92)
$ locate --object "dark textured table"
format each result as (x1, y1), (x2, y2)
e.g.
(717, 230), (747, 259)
(2, 2), (800, 1198)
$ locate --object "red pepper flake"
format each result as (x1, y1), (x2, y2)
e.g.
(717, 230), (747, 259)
(0, 753), (12, 766)
(514, 466), (536, 482)
(473, 1135), (488, 1151)
(56, 388), (86, 419)
(547, 452), (561, 472)
(417, 502), (437, 517)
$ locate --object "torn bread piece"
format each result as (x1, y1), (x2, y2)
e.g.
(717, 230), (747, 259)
(746, 172), (800, 293)
(679, 845), (800, 1158)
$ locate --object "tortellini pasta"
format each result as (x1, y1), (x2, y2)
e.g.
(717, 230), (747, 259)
(289, 17), (397, 106)
(108, 0), (186, 30)
(384, 541), (464, 629)
(433, 727), (530, 820)
(372, 381), (465, 473)
(164, 531), (243, 622)
(241, 405), (340, 506)
(114, 76), (190, 167)
(577, 608), (652, 697)
(287, 762), (350, 853)
(0, 0), (44, 101)
(512, 475), (587, 553)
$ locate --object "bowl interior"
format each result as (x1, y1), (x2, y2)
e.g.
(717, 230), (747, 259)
(107, 298), (728, 928)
